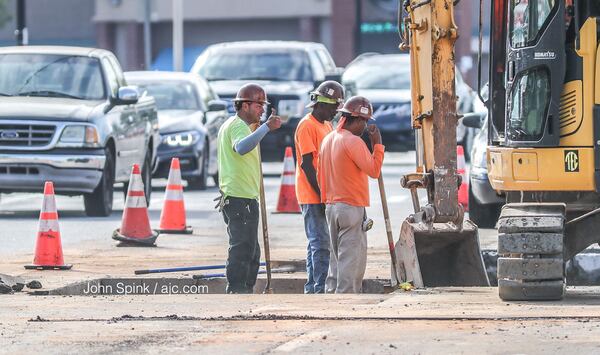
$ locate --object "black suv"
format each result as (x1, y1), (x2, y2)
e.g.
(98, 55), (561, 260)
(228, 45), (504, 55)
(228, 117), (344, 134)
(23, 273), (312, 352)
(190, 41), (342, 161)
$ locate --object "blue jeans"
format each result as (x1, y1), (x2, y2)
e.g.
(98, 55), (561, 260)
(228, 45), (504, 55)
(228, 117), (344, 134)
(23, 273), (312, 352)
(301, 203), (331, 293)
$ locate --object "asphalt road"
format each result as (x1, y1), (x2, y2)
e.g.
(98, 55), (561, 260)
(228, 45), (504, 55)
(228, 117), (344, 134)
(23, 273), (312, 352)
(0, 151), (495, 256)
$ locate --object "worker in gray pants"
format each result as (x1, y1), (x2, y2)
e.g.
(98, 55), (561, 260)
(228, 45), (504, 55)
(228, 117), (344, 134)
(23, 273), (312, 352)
(318, 96), (384, 293)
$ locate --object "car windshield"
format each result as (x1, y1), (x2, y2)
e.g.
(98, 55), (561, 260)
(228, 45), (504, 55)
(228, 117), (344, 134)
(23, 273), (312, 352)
(197, 49), (313, 82)
(343, 58), (411, 90)
(135, 81), (200, 111)
(0, 53), (105, 100)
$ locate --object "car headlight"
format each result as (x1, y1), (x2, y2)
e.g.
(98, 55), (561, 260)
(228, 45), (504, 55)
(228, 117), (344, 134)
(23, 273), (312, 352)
(278, 99), (306, 120)
(162, 131), (200, 147)
(57, 125), (100, 147)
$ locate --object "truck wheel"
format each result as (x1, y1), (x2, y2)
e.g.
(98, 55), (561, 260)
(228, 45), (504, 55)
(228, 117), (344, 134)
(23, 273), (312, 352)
(141, 149), (152, 206)
(187, 146), (208, 190)
(468, 185), (501, 228)
(496, 203), (566, 301)
(84, 148), (115, 217)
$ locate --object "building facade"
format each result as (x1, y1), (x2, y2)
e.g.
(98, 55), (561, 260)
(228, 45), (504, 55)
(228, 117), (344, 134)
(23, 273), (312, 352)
(0, 0), (481, 85)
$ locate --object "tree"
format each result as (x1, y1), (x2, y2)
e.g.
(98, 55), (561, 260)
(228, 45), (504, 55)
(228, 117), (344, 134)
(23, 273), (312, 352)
(0, 0), (11, 29)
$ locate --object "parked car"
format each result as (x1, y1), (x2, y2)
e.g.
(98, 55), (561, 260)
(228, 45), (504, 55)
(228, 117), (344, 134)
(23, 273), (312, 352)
(463, 111), (504, 228)
(0, 46), (158, 216)
(190, 41), (342, 161)
(341, 53), (483, 154)
(125, 71), (228, 190)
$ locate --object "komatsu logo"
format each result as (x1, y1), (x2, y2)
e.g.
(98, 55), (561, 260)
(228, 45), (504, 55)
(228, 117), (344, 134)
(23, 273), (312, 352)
(564, 150), (579, 172)
(534, 51), (556, 60)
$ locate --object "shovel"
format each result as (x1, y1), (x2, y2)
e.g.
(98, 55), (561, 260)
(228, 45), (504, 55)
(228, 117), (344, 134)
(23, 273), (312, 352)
(377, 175), (402, 286)
(258, 150), (273, 294)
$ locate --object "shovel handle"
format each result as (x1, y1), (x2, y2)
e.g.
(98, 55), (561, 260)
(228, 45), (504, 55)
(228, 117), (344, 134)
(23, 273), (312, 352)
(258, 149), (273, 293)
(377, 175), (401, 286)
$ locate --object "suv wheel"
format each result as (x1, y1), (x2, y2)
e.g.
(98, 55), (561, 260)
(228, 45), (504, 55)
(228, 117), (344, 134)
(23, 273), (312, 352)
(468, 185), (501, 228)
(141, 149), (152, 206)
(84, 148), (115, 217)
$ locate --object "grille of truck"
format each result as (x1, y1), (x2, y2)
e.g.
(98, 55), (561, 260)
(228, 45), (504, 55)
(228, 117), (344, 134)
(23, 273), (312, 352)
(0, 166), (40, 175)
(0, 124), (56, 147)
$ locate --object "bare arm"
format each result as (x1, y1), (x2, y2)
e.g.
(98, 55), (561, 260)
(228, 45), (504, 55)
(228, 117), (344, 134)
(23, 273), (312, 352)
(300, 153), (320, 196)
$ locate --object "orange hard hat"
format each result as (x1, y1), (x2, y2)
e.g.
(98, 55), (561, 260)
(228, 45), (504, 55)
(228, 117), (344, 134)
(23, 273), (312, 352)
(233, 83), (270, 105)
(337, 95), (374, 120)
(307, 80), (345, 108)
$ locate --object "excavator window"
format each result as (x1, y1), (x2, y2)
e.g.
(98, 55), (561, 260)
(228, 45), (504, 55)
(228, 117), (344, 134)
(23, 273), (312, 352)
(507, 68), (551, 141)
(509, 0), (556, 48)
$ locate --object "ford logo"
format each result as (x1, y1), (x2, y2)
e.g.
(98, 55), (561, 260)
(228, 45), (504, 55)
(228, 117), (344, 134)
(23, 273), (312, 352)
(0, 130), (18, 139)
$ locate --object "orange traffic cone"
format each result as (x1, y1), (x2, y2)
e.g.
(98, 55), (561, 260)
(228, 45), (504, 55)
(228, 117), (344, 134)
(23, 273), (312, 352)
(159, 158), (192, 234)
(112, 164), (158, 246)
(25, 181), (72, 270)
(274, 146), (301, 213)
(457, 145), (469, 211)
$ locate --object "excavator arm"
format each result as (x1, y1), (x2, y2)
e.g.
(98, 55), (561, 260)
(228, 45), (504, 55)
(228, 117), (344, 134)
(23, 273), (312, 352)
(393, 0), (489, 287)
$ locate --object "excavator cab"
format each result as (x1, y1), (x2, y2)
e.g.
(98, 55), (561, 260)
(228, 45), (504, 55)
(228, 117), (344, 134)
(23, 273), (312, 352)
(484, 1), (600, 300)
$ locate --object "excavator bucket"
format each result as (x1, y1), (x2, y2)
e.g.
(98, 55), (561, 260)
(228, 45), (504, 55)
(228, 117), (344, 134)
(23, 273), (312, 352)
(394, 219), (489, 287)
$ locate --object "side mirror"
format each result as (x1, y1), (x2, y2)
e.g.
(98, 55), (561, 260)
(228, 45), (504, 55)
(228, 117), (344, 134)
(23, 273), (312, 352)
(462, 111), (486, 129)
(115, 86), (139, 105)
(207, 99), (227, 112)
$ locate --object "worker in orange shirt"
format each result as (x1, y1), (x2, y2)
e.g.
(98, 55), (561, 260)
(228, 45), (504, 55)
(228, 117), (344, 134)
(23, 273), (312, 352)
(318, 96), (384, 293)
(294, 81), (345, 294)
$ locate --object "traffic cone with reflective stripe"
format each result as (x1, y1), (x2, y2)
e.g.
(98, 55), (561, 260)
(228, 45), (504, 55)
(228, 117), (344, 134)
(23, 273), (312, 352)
(158, 158), (192, 234)
(274, 146), (301, 213)
(457, 145), (469, 211)
(25, 181), (72, 270)
(112, 164), (158, 246)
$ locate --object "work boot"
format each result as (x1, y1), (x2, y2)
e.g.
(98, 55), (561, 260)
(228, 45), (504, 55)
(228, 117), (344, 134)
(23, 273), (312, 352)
(226, 284), (246, 294)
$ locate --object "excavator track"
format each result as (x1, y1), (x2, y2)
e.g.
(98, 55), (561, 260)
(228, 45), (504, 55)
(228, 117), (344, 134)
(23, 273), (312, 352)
(496, 203), (566, 301)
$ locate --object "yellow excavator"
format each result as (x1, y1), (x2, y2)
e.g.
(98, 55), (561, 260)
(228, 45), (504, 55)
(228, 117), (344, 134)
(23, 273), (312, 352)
(397, 0), (600, 301)
(484, 1), (600, 300)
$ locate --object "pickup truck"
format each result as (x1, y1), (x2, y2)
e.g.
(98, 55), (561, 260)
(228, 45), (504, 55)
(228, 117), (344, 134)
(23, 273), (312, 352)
(0, 46), (158, 217)
(190, 41), (343, 161)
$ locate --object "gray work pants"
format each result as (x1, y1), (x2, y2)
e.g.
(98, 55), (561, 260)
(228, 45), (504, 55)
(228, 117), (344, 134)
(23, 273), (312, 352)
(325, 202), (367, 293)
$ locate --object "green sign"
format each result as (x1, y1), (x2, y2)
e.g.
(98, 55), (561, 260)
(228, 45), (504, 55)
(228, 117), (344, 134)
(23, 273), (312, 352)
(360, 22), (396, 34)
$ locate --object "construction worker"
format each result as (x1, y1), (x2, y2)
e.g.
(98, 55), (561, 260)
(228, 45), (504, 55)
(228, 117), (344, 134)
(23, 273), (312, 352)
(318, 96), (384, 293)
(217, 83), (282, 294)
(294, 80), (345, 294)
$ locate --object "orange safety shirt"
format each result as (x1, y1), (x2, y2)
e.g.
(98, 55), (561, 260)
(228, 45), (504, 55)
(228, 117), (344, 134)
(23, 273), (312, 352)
(294, 114), (333, 204)
(318, 129), (384, 207)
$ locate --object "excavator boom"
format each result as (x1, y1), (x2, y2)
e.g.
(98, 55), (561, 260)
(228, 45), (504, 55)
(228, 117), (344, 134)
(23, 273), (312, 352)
(394, 0), (489, 287)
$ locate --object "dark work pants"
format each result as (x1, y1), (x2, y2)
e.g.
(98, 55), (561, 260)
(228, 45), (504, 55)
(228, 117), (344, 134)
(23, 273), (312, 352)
(222, 196), (260, 294)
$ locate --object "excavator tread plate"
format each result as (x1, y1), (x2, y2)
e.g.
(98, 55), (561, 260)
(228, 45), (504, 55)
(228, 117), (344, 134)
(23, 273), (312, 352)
(497, 215), (564, 234)
(499, 203), (566, 218)
(497, 257), (564, 280)
(498, 279), (565, 301)
(498, 203), (565, 234)
(498, 233), (563, 255)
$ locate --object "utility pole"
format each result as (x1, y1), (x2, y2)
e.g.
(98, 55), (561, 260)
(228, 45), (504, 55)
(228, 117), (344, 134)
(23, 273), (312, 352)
(15, 0), (27, 46)
(143, 0), (152, 69)
(172, 0), (183, 72)
(354, 0), (362, 56)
